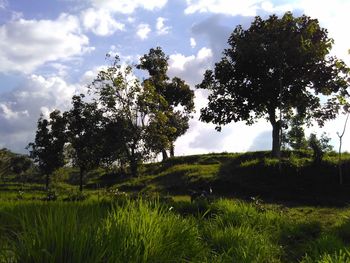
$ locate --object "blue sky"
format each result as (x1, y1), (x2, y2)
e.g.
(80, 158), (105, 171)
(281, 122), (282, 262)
(0, 0), (349, 155)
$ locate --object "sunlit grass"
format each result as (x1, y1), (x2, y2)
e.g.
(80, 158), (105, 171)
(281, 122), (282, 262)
(2, 198), (350, 262)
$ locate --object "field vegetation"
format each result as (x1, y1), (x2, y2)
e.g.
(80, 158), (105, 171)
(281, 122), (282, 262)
(2, 151), (350, 262)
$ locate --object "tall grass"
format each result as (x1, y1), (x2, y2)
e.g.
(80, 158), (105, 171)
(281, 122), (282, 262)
(200, 199), (283, 262)
(101, 201), (204, 262)
(1, 200), (205, 263)
(2, 198), (350, 262)
(2, 202), (107, 263)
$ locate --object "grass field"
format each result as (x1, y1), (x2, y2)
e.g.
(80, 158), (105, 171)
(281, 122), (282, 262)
(2, 198), (350, 262)
(2, 151), (350, 262)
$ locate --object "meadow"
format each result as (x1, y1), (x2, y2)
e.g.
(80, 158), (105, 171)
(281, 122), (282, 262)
(2, 198), (350, 262)
(2, 151), (350, 262)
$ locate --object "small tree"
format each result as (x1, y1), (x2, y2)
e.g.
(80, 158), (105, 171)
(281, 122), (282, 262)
(65, 94), (104, 191)
(27, 110), (66, 190)
(308, 133), (333, 165)
(337, 111), (350, 184)
(285, 114), (308, 150)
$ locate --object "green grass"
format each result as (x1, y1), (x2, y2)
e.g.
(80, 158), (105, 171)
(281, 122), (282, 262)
(2, 151), (350, 262)
(3, 150), (350, 205)
(2, 198), (350, 262)
(0, 200), (204, 262)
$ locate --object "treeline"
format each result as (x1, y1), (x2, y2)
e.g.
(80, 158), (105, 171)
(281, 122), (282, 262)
(27, 12), (350, 191)
(27, 48), (194, 191)
(0, 148), (33, 184)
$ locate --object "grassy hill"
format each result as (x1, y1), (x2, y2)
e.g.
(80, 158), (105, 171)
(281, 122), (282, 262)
(2, 150), (350, 206)
(87, 151), (350, 206)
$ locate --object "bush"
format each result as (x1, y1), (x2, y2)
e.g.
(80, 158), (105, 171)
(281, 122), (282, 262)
(42, 190), (58, 201)
(63, 190), (88, 201)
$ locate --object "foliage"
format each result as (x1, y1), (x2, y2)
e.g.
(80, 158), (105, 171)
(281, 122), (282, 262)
(0, 148), (13, 182)
(65, 94), (104, 191)
(284, 114), (308, 150)
(9, 155), (32, 183)
(308, 133), (333, 164)
(89, 56), (154, 177)
(198, 12), (349, 157)
(27, 110), (66, 190)
(62, 190), (88, 201)
(137, 47), (195, 159)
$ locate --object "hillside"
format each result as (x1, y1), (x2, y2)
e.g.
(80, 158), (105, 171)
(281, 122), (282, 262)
(2, 150), (350, 206)
(89, 151), (350, 206)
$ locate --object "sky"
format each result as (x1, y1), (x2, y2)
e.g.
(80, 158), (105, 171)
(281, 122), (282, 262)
(0, 0), (349, 156)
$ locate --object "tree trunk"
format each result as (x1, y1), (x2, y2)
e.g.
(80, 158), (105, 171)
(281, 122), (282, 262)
(170, 142), (175, 158)
(162, 149), (168, 161)
(271, 121), (281, 158)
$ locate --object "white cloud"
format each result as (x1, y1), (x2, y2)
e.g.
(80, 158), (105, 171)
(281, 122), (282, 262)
(260, 1), (294, 13)
(0, 14), (91, 73)
(47, 63), (70, 77)
(185, 0), (262, 16)
(184, 0), (295, 16)
(91, 0), (168, 14)
(190, 37), (196, 48)
(0, 104), (28, 120)
(81, 8), (125, 36)
(128, 17), (136, 23)
(136, 23), (151, 40)
(0, 74), (87, 153)
(168, 47), (213, 85)
(169, 54), (195, 71)
(156, 17), (171, 35)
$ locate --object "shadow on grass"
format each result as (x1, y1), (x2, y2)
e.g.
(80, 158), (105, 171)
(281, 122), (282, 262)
(212, 152), (350, 206)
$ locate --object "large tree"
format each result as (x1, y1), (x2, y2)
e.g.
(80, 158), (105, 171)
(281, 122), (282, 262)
(198, 12), (349, 157)
(137, 47), (195, 159)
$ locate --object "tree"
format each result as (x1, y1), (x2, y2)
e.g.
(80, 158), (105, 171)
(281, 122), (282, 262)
(137, 47), (195, 159)
(27, 110), (66, 190)
(336, 110), (350, 184)
(65, 94), (104, 191)
(284, 114), (308, 150)
(10, 155), (32, 187)
(198, 12), (349, 157)
(308, 133), (333, 164)
(89, 57), (151, 177)
(0, 148), (12, 183)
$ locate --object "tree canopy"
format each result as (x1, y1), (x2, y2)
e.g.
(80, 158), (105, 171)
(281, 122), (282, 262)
(137, 47), (195, 159)
(198, 12), (349, 157)
(27, 110), (66, 190)
(65, 94), (104, 191)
